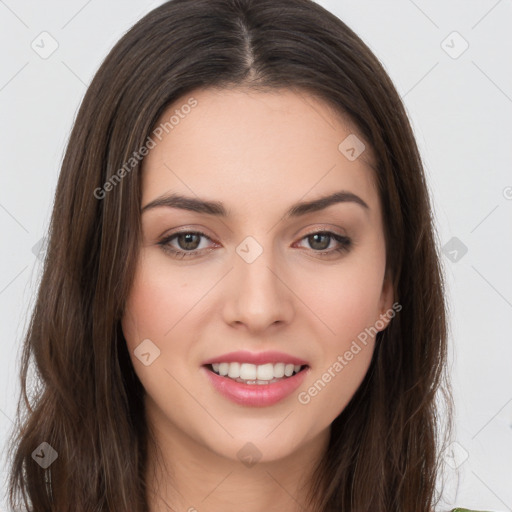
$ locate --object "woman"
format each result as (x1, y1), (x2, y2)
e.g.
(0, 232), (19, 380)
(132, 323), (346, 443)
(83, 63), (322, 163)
(7, 0), (483, 510)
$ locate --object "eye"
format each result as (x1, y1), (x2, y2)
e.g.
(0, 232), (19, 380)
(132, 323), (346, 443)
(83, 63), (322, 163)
(295, 231), (352, 256)
(157, 231), (216, 259)
(157, 229), (352, 260)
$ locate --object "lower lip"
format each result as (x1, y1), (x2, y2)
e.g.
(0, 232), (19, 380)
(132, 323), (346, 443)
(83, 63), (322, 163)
(201, 365), (309, 407)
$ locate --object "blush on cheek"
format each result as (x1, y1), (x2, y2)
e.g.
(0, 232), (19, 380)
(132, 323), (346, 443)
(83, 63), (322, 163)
(300, 272), (383, 343)
(122, 256), (211, 348)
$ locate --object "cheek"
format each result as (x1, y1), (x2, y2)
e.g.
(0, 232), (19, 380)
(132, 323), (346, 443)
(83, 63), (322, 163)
(331, 267), (384, 337)
(294, 250), (386, 343)
(291, 246), (385, 413)
(296, 273), (381, 419)
(121, 252), (208, 347)
(120, 255), (204, 401)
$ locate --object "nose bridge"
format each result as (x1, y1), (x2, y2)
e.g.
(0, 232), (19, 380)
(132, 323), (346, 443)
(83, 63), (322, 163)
(224, 234), (293, 329)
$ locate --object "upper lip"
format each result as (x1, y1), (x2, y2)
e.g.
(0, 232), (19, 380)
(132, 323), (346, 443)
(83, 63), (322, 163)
(202, 350), (309, 366)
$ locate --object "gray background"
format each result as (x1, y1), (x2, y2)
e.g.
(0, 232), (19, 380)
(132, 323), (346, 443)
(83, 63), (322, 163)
(1, 0), (511, 510)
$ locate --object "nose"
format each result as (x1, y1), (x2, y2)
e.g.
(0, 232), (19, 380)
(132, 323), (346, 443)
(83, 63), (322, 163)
(222, 241), (295, 333)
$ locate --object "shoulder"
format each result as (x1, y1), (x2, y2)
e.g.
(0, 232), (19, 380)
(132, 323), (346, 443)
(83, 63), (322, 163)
(451, 508), (494, 512)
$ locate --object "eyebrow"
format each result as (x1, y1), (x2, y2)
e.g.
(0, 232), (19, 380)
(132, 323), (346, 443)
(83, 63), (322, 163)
(141, 190), (369, 218)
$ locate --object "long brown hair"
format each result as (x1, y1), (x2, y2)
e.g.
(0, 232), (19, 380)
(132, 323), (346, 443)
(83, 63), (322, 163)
(7, 0), (453, 510)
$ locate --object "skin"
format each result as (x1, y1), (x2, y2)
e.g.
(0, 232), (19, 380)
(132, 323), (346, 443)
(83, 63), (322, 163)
(121, 87), (394, 512)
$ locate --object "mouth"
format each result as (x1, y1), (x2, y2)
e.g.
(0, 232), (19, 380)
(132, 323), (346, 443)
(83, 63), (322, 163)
(200, 350), (311, 405)
(203, 362), (309, 385)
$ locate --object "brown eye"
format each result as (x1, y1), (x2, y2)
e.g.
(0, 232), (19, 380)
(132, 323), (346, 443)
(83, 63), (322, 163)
(296, 231), (352, 256)
(158, 231), (216, 258)
(307, 233), (331, 251)
(175, 233), (201, 251)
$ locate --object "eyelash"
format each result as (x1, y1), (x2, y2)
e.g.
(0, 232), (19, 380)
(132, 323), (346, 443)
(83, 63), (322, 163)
(157, 230), (352, 259)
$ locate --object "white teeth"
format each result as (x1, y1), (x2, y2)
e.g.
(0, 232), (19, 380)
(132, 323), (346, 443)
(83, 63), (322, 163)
(209, 361), (305, 381)
(218, 362), (229, 376)
(240, 363), (257, 380)
(274, 362), (285, 378)
(256, 363), (273, 380)
(227, 362), (240, 378)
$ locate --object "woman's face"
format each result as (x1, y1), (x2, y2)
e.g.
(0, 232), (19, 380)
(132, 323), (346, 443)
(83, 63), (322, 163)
(121, 87), (393, 464)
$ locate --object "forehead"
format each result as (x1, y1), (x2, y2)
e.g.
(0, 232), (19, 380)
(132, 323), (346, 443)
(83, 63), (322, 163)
(141, 87), (379, 215)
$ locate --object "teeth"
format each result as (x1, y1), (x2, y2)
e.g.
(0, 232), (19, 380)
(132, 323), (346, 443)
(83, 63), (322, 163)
(228, 362), (240, 378)
(209, 362), (304, 381)
(240, 363), (256, 380)
(256, 363), (273, 380)
(274, 363), (285, 378)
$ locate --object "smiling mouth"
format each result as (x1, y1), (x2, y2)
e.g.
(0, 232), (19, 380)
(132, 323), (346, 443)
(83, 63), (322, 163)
(204, 362), (308, 385)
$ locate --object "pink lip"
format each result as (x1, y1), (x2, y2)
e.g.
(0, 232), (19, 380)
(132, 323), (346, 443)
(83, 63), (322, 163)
(201, 350), (309, 366)
(201, 364), (310, 407)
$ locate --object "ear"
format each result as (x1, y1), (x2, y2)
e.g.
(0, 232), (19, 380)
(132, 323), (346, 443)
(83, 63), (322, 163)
(376, 269), (395, 332)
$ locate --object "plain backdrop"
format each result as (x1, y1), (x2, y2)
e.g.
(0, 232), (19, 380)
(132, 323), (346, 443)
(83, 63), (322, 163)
(0, 1), (511, 510)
